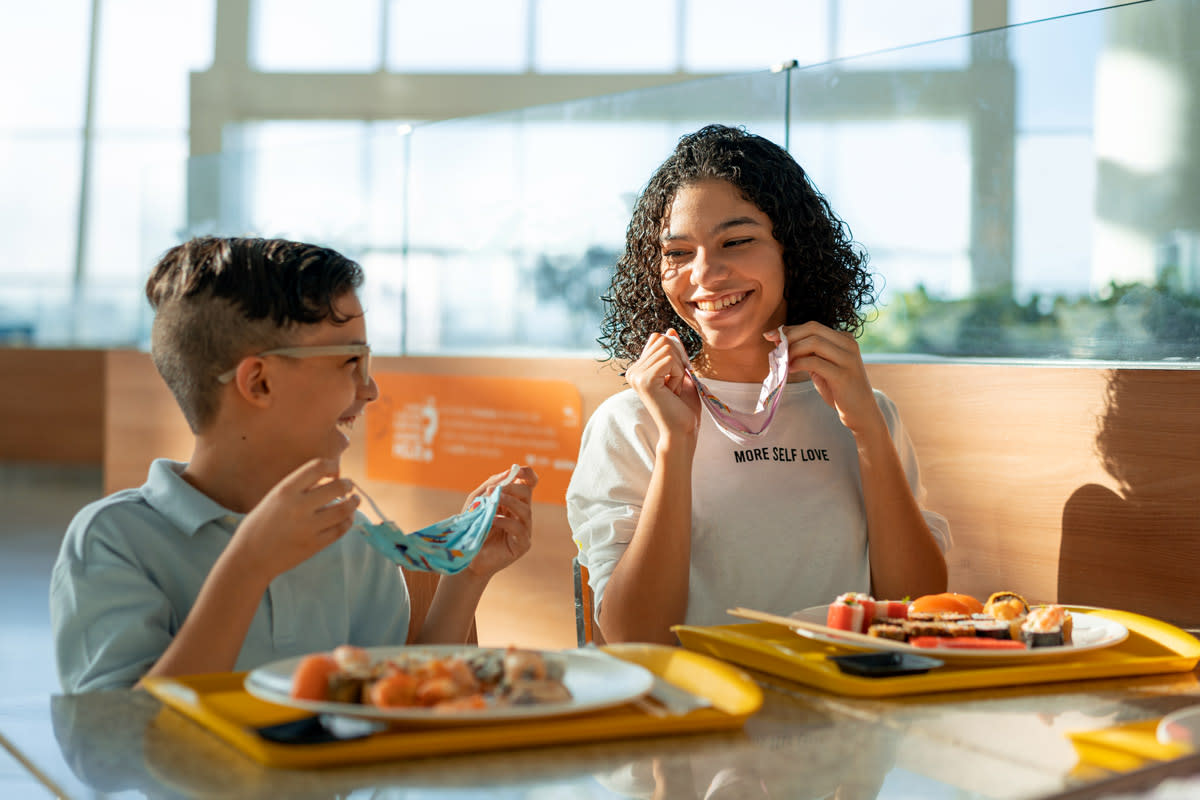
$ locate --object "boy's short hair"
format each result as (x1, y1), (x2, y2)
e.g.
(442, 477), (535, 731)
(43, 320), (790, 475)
(145, 236), (365, 433)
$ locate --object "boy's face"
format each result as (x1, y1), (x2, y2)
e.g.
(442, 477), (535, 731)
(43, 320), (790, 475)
(263, 291), (378, 469)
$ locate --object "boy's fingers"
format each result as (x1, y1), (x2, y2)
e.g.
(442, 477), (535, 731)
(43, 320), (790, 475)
(314, 494), (361, 528)
(305, 477), (355, 508)
(514, 466), (539, 488)
(280, 457), (341, 492)
(316, 516), (355, 544)
(497, 500), (532, 531)
(489, 516), (531, 556)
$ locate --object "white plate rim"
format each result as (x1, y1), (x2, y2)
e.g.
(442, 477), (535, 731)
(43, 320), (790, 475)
(243, 645), (656, 724)
(788, 604), (1129, 662)
(1157, 705), (1200, 746)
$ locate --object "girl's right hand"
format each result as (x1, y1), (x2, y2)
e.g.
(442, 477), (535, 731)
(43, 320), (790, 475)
(624, 329), (701, 442)
(230, 458), (361, 581)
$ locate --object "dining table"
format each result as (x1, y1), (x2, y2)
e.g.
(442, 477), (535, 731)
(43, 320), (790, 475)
(6, 620), (1200, 800)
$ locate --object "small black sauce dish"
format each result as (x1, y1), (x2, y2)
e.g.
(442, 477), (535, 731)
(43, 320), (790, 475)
(828, 651), (944, 678)
(256, 714), (385, 744)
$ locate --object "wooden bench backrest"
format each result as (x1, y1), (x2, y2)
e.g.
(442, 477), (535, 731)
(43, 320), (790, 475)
(101, 351), (1200, 641)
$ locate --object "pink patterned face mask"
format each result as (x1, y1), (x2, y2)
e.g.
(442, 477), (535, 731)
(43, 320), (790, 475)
(686, 326), (789, 444)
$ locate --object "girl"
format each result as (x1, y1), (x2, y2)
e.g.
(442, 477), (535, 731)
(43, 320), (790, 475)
(567, 125), (949, 644)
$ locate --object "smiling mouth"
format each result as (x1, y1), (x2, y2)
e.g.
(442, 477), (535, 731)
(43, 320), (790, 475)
(694, 292), (748, 312)
(338, 416), (357, 431)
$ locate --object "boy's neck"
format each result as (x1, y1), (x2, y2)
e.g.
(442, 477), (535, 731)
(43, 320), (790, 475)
(181, 439), (282, 514)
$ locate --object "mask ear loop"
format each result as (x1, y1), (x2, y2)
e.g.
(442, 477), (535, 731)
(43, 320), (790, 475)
(688, 325), (789, 439)
(350, 481), (405, 534)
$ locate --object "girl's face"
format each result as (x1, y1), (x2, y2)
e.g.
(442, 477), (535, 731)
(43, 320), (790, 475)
(659, 179), (787, 366)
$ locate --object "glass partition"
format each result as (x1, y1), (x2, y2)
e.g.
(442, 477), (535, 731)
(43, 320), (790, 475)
(16, 0), (1200, 364)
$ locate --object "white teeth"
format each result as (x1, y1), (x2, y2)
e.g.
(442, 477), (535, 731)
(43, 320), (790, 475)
(695, 293), (746, 312)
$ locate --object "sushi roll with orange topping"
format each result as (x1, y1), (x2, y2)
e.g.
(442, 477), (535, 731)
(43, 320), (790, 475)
(1020, 605), (1073, 647)
(984, 591), (1029, 621)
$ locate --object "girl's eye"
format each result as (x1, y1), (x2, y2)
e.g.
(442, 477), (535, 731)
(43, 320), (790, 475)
(725, 238), (752, 247)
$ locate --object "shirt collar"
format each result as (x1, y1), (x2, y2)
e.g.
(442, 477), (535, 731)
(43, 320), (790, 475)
(142, 458), (245, 536)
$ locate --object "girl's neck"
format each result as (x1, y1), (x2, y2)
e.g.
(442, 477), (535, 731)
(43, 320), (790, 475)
(693, 344), (773, 383)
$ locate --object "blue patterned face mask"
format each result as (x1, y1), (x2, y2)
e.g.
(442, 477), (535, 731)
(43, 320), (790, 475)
(352, 465), (520, 574)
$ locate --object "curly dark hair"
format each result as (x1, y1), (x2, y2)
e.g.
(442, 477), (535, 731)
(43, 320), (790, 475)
(599, 124), (877, 364)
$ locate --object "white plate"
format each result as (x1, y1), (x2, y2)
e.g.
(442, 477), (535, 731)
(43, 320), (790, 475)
(788, 605), (1129, 664)
(244, 645), (655, 725)
(1157, 705), (1200, 747)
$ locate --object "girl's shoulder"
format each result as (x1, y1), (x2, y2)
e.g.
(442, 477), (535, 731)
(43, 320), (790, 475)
(589, 386), (651, 424)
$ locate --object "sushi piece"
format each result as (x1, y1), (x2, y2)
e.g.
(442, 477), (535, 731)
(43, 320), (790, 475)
(291, 653), (340, 701)
(909, 592), (983, 617)
(1020, 605), (1073, 648)
(969, 619), (1015, 640)
(984, 591), (1030, 621)
(867, 623), (908, 642)
(872, 600), (910, 621)
(827, 593), (875, 633)
(904, 620), (973, 639)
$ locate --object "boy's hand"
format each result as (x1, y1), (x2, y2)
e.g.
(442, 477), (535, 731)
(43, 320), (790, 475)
(229, 458), (360, 581)
(463, 466), (538, 580)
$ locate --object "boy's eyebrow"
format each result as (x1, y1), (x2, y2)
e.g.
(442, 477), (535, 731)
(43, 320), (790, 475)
(660, 216), (763, 243)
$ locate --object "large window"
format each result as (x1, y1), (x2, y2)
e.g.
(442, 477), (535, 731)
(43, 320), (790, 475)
(6, 0), (1194, 365)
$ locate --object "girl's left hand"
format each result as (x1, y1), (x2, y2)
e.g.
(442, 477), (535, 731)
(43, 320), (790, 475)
(768, 322), (885, 437)
(463, 466), (537, 579)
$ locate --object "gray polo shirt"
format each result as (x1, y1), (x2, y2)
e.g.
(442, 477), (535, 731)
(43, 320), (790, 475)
(50, 459), (411, 692)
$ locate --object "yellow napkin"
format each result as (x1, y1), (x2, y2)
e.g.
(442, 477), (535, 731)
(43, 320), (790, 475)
(1068, 719), (1193, 775)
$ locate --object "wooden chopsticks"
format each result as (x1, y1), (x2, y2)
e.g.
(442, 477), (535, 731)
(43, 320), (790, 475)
(727, 607), (917, 650)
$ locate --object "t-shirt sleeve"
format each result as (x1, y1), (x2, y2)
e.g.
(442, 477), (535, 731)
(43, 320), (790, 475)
(565, 392), (657, 614)
(875, 390), (953, 553)
(50, 507), (178, 693)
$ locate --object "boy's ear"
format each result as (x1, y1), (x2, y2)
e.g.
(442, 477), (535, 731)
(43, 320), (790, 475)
(231, 358), (274, 408)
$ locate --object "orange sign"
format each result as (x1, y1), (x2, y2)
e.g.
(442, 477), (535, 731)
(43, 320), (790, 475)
(365, 373), (583, 505)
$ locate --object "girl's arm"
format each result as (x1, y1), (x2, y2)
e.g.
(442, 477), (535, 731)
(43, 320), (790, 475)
(597, 331), (701, 643)
(776, 323), (947, 599)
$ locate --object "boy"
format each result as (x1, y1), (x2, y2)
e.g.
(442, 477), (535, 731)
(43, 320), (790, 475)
(51, 237), (536, 692)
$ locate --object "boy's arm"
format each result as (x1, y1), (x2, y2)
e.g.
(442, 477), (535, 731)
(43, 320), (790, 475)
(411, 467), (536, 644)
(141, 458), (360, 682)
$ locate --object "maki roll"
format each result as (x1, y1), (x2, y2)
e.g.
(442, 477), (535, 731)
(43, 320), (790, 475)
(1020, 605), (1073, 648)
(867, 623), (908, 642)
(970, 619), (1015, 640)
(872, 600), (910, 621)
(904, 619), (973, 639)
(827, 592), (876, 633)
(984, 591), (1030, 621)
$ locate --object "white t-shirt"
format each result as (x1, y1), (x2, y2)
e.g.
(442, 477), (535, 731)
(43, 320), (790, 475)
(566, 378), (951, 628)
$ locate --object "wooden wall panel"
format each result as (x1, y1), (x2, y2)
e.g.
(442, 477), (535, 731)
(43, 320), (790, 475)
(100, 352), (1200, 637)
(340, 357), (625, 649)
(102, 352), (624, 649)
(0, 349), (105, 463)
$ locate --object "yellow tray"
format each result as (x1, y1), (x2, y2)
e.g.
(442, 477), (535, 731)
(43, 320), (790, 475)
(1068, 718), (1192, 774)
(674, 608), (1200, 698)
(141, 643), (763, 769)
